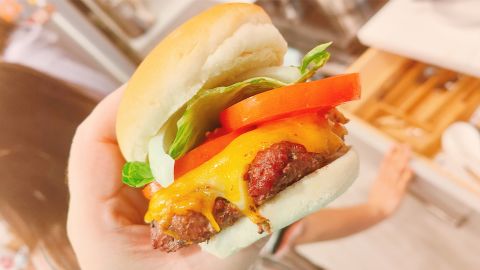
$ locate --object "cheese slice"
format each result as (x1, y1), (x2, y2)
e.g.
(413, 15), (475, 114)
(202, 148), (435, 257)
(144, 114), (344, 232)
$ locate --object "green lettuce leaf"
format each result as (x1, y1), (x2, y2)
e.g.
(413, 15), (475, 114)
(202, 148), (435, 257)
(235, 42), (332, 84)
(122, 161), (154, 188)
(297, 42), (331, 82)
(168, 77), (287, 159)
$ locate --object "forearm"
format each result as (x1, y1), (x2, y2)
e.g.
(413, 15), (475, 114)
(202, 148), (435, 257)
(292, 203), (385, 245)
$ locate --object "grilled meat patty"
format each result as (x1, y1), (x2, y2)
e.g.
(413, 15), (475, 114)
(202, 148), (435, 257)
(245, 141), (331, 205)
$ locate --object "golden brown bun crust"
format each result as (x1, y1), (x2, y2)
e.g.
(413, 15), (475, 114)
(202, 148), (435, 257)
(116, 3), (287, 161)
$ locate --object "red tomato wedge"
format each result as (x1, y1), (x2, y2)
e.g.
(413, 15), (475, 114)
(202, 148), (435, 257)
(220, 73), (361, 131)
(205, 127), (230, 142)
(173, 130), (246, 179)
(142, 181), (162, 200)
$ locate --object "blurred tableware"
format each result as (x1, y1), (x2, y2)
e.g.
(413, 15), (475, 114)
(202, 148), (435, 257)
(442, 122), (480, 181)
(93, 0), (155, 37)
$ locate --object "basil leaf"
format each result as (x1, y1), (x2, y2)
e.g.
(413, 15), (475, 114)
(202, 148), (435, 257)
(122, 161), (154, 188)
(168, 77), (287, 159)
(297, 42), (332, 82)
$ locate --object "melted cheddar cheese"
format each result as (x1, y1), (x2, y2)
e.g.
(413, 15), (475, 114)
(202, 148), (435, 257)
(144, 114), (345, 232)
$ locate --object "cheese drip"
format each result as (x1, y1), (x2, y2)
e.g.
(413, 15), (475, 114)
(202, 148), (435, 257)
(144, 114), (345, 233)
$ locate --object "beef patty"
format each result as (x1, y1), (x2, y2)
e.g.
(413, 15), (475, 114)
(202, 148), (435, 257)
(245, 141), (331, 205)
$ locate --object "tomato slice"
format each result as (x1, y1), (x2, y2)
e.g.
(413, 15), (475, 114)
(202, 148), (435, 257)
(205, 127), (230, 142)
(174, 129), (246, 178)
(220, 73), (361, 131)
(142, 181), (162, 200)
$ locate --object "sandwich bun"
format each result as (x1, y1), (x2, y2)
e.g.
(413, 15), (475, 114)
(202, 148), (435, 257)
(116, 3), (287, 161)
(201, 148), (359, 258)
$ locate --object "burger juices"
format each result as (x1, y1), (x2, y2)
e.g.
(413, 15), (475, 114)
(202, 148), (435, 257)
(117, 3), (360, 257)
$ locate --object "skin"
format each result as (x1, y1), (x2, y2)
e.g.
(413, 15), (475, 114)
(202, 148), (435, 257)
(67, 85), (412, 268)
(276, 144), (413, 253)
(67, 86), (261, 270)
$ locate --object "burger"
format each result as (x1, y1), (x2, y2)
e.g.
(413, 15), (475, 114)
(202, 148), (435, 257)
(116, 3), (360, 258)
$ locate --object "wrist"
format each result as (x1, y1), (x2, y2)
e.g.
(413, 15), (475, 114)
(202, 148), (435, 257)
(279, 221), (305, 249)
(365, 202), (389, 221)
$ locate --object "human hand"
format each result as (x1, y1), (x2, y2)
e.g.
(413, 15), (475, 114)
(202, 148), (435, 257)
(368, 144), (413, 218)
(67, 86), (261, 270)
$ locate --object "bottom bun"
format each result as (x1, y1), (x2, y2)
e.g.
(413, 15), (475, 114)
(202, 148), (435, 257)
(200, 148), (359, 258)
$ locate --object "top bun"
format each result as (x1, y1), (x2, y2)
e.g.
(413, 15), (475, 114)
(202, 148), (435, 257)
(117, 3), (287, 161)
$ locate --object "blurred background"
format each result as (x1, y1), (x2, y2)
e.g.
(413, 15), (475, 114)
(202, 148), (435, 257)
(0, 0), (479, 269)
